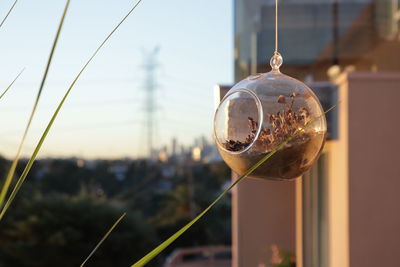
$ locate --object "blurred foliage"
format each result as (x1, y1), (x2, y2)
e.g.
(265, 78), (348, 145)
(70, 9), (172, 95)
(0, 155), (231, 266)
(269, 245), (296, 267)
(0, 195), (157, 267)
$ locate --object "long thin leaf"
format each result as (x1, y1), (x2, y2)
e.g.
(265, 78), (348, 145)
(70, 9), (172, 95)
(0, 0), (70, 209)
(0, 0), (18, 29)
(130, 104), (338, 267)
(0, 68), (24, 100)
(80, 212), (127, 267)
(0, 0), (144, 220)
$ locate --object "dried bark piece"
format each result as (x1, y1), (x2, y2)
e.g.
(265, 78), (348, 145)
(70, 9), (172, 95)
(278, 95), (286, 104)
(224, 93), (311, 153)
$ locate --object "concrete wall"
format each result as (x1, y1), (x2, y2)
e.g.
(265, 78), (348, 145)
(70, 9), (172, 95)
(231, 175), (296, 267)
(225, 72), (400, 267)
(345, 72), (400, 267)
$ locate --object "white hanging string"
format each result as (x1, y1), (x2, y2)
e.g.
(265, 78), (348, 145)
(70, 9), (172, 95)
(270, 0), (282, 70)
(275, 0), (279, 54)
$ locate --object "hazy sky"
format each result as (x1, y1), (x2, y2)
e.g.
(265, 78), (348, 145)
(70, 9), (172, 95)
(0, 0), (233, 159)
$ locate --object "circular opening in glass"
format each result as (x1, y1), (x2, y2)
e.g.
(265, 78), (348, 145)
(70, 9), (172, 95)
(214, 89), (263, 154)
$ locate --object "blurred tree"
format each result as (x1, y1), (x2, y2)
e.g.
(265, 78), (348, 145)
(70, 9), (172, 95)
(0, 195), (158, 267)
(151, 162), (231, 251)
(0, 158), (231, 265)
(0, 156), (9, 176)
(38, 160), (90, 195)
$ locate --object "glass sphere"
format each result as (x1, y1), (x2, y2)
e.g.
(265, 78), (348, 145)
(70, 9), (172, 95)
(214, 53), (327, 181)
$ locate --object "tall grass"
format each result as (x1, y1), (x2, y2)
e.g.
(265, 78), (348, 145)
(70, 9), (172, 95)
(81, 212), (127, 267)
(0, 0), (70, 210)
(0, 0), (145, 265)
(0, 68), (24, 100)
(0, 0), (18, 29)
(0, 0), (142, 220)
(0, 0), (22, 101)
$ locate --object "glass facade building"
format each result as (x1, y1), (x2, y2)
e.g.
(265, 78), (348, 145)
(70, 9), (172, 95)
(234, 0), (400, 81)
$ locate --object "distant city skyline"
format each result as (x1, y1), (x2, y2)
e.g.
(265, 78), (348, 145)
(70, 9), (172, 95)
(0, 0), (233, 159)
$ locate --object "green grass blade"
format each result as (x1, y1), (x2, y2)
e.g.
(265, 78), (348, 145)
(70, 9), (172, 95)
(0, 0), (18, 29)
(0, 0), (144, 220)
(80, 212), (127, 267)
(0, 0), (70, 209)
(130, 136), (293, 267)
(130, 104), (338, 267)
(0, 68), (24, 100)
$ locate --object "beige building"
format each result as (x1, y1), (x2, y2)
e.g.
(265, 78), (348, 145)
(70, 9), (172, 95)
(222, 0), (400, 266)
(217, 71), (400, 267)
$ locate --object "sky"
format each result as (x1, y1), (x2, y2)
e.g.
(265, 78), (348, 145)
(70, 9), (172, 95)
(0, 0), (234, 159)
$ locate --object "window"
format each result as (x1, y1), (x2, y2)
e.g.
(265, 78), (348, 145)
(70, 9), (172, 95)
(302, 153), (329, 267)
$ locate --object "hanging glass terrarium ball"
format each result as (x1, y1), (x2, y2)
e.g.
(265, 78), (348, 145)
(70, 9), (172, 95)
(214, 53), (327, 180)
